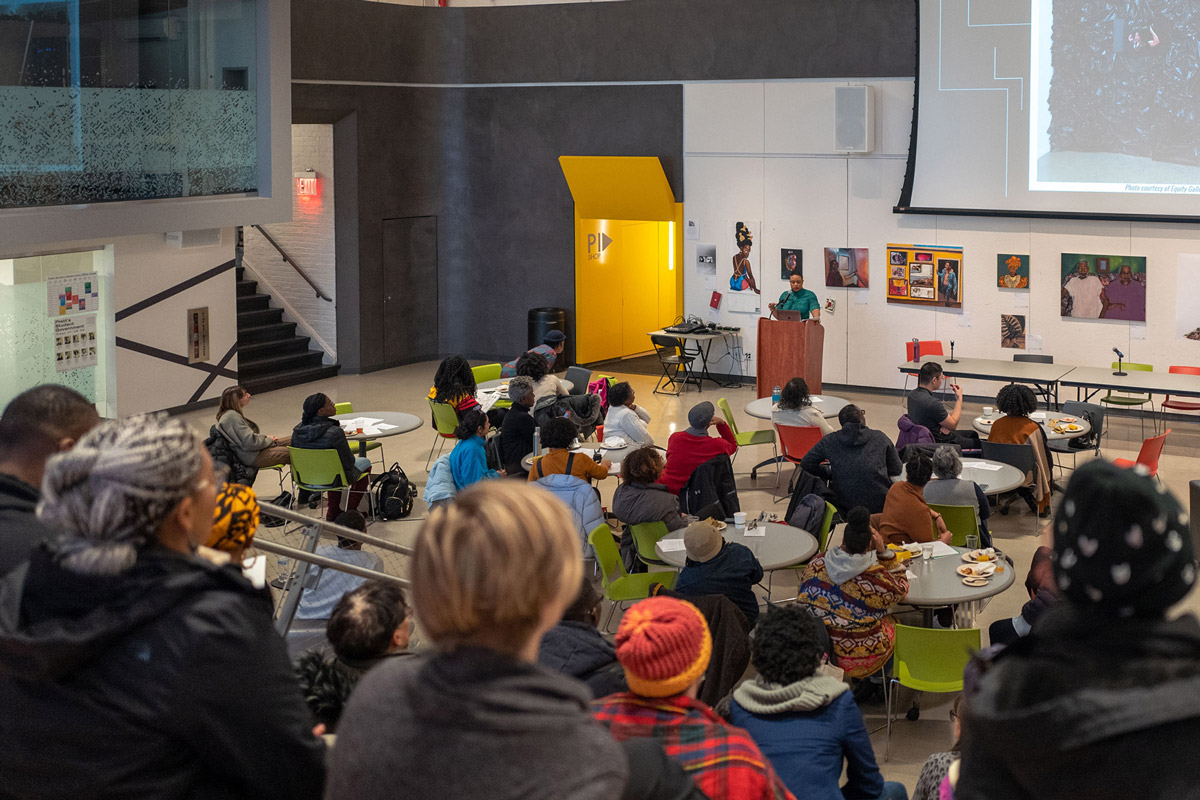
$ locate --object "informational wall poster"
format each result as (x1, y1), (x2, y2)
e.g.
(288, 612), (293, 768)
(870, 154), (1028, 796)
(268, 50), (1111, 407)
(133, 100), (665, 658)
(54, 314), (97, 372)
(1176, 254), (1200, 340)
(780, 248), (802, 280)
(997, 254), (1030, 289)
(684, 219), (699, 240)
(187, 307), (211, 363)
(46, 271), (99, 317)
(886, 244), (964, 308)
(727, 292), (759, 314)
(1001, 314), (1027, 349)
(696, 243), (717, 275)
(727, 220), (761, 295)
(824, 247), (869, 287)
(1060, 253), (1146, 321)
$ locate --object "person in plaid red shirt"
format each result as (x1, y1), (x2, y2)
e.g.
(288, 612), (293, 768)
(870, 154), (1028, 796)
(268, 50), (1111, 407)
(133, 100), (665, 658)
(592, 597), (796, 800)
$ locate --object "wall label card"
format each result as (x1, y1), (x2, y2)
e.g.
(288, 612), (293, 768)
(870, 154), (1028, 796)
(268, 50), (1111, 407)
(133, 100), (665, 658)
(54, 314), (97, 372)
(47, 271), (99, 317)
(187, 307), (210, 363)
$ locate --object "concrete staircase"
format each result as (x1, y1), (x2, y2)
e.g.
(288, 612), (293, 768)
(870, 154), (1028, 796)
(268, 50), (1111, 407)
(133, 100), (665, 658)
(236, 266), (338, 393)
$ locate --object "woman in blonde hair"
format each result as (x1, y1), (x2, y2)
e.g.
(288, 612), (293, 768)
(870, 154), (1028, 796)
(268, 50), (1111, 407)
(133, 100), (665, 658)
(215, 384), (291, 467)
(0, 414), (323, 799)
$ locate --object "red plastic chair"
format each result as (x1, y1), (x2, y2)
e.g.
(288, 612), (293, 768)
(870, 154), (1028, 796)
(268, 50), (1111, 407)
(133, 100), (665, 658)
(1160, 366), (1200, 429)
(1112, 429), (1171, 477)
(773, 423), (825, 500)
(905, 340), (944, 363)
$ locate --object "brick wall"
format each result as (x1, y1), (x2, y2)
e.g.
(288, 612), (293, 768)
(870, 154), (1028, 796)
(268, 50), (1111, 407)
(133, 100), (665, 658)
(243, 124), (337, 358)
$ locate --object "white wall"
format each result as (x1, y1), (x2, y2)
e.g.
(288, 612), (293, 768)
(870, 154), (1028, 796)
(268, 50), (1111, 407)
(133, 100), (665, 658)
(683, 78), (1200, 400)
(243, 124), (337, 359)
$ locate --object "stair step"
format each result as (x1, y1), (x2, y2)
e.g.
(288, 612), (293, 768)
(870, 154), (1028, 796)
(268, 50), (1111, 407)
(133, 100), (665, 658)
(238, 336), (312, 361)
(236, 279), (258, 297)
(237, 307), (284, 327)
(237, 293), (272, 312)
(241, 364), (341, 395)
(238, 321), (297, 345)
(239, 349), (326, 378)
(236, 266), (244, 281)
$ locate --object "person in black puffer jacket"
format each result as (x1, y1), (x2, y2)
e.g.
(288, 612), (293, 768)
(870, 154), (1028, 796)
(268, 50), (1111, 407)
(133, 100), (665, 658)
(539, 576), (627, 699)
(0, 415), (324, 800)
(292, 392), (372, 521)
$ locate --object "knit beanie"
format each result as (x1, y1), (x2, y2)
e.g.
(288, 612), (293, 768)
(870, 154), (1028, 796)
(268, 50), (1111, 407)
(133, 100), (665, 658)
(615, 597), (712, 698)
(687, 402), (715, 430)
(206, 483), (260, 554)
(1053, 459), (1195, 617)
(683, 519), (723, 563)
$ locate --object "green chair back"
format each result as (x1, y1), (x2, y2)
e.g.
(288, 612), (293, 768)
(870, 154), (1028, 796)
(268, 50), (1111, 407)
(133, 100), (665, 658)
(589, 524), (676, 602)
(288, 447), (350, 490)
(429, 399), (460, 437)
(927, 503), (979, 548)
(816, 502), (837, 551)
(334, 402), (354, 415)
(893, 624), (981, 694)
(630, 522), (671, 566)
(716, 397), (741, 435)
(472, 363), (502, 383)
(1104, 362), (1153, 405)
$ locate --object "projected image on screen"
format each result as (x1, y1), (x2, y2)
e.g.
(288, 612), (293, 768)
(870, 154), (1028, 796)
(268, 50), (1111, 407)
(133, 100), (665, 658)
(1033, 0), (1200, 192)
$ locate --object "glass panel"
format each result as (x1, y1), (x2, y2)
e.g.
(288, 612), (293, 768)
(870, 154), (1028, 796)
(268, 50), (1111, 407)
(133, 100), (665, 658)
(0, 0), (257, 208)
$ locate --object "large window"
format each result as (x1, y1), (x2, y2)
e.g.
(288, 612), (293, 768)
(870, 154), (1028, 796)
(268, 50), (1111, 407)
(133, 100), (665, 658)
(0, 0), (258, 208)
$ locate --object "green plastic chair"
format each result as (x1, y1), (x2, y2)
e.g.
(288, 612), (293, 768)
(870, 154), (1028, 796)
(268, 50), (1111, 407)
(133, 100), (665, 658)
(766, 501), (837, 604)
(426, 400), (461, 471)
(1102, 361), (1154, 437)
(717, 397), (777, 474)
(472, 363), (502, 383)
(590, 524), (677, 631)
(927, 503), (979, 548)
(885, 625), (981, 760)
(334, 402), (354, 414)
(331, 401), (383, 463)
(630, 521), (672, 568)
(288, 447), (370, 519)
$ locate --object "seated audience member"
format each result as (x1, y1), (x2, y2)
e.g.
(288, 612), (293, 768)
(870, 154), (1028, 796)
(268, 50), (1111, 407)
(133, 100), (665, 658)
(604, 382), (654, 445)
(293, 392), (372, 521)
(987, 543), (1059, 647)
(661, 402), (738, 495)
(907, 362), (980, 449)
(675, 519), (764, 628)
(528, 417), (611, 483)
(0, 384), (99, 574)
(913, 694), (963, 800)
(501, 329), (566, 377)
(592, 596), (796, 800)
(429, 354), (482, 415)
(0, 415), (324, 798)
(800, 404), (901, 515)
(729, 605), (909, 800)
(875, 452), (952, 545)
(326, 481), (630, 800)
(499, 376), (537, 475)
(296, 579), (414, 733)
(772, 377), (833, 436)
(449, 408), (502, 490)
(539, 576), (627, 699)
(518, 350), (570, 402)
(205, 482), (261, 562)
(518, 351), (603, 434)
(922, 445), (992, 547)
(612, 446), (687, 571)
(215, 384), (291, 468)
(959, 461), (1200, 799)
(798, 507), (908, 679)
(987, 383), (1052, 517)
(297, 511), (386, 620)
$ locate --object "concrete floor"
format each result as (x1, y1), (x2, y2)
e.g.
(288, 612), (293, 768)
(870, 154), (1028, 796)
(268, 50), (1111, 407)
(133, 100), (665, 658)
(174, 361), (1200, 789)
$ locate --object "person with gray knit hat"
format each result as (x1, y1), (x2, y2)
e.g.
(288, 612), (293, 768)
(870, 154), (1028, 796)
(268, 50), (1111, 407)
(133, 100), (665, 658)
(499, 375), (536, 476)
(661, 402), (738, 495)
(959, 460), (1200, 800)
(675, 519), (763, 627)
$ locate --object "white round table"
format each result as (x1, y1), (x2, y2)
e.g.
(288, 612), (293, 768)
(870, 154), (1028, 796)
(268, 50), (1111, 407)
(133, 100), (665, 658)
(972, 415), (1091, 442)
(958, 458), (1025, 495)
(332, 411), (424, 457)
(744, 395), (850, 420)
(655, 521), (818, 571)
(523, 444), (623, 476)
(478, 377), (574, 394)
(902, 545), (1016, 626)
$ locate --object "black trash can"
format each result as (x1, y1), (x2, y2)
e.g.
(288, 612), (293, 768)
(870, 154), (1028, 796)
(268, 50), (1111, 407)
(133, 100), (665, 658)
(528, 307), (571, 370)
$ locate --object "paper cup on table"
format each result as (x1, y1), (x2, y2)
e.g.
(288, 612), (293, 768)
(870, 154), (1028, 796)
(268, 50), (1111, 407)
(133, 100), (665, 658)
(733, 512), (747, 527)
(983, 406), (994, 418)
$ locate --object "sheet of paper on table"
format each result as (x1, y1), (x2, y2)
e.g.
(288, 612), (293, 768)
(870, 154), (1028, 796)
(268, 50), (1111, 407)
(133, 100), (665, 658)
(342, 417), (383, 428)
(742, 524), (767, 537)
(478, 391), (501, 413)
(658, 539), (688, 552)
(967, 462), (1005, 471)
(900, 540), (958, 559)
(374, 423), (398, 431)
(905, 570), (917, 581)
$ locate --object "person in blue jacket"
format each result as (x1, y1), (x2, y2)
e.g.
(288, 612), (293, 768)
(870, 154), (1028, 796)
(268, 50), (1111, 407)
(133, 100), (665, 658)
(729, 605), (908, 800)
(448, 408), (502, 490)
(674, 519), (764, 627)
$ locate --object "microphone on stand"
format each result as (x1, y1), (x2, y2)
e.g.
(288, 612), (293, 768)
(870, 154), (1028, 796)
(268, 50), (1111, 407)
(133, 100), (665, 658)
(1112, 346), (1127, 377)
(946, 339), (959, 364)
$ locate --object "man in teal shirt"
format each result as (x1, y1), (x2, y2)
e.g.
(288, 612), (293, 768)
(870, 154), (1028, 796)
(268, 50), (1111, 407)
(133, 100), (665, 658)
(768, 273), (821, 320)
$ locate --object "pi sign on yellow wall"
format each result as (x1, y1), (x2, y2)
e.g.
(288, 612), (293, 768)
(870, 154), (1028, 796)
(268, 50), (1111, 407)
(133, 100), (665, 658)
(587, 231), (613, 261)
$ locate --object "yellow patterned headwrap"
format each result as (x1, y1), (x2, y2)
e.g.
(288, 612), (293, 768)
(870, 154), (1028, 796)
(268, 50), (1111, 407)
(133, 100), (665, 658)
(207, 483), (260, 554)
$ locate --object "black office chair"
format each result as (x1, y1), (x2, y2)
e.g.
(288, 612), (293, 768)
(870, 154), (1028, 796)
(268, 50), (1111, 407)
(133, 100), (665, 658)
(650, 334), (697, 396)
(1013, 354), (1054, 364)
(1046, 401), (1104, 473)
(979, 440), (1043, 531)
(564, 365), (591, 396)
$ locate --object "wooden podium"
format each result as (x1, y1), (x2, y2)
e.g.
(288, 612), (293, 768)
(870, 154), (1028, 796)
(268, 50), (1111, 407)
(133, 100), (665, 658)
(756, 318), (824, 397)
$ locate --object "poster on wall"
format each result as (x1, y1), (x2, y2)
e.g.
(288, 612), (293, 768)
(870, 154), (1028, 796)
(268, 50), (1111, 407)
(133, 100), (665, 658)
(46, 271), (100, 317)
(1001, 314), (1027, 349)
(1176, 254), (1200, 340)
(780, 248), (802, 280)
(1060, 253), (1146, 321)
(727, 292), (760, 314)
(54, 314), (97, 372)
(997, 254), (1030, 289)
(886, 244), (964, 308)
(727, 220), (761, 295)
(823, 247), (869, 288)
(696, 243), (717, 275)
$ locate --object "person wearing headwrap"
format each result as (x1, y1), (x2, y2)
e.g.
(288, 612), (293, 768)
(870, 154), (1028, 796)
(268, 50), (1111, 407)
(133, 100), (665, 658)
(292, 392), (373, 521)
(206, 482), (261, 561)
(661, 401), (738, 495)
(958, 460), (1200, 800)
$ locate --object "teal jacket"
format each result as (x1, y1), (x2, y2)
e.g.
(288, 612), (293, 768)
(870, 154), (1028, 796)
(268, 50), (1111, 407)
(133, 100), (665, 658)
(449, 435), (499, 490)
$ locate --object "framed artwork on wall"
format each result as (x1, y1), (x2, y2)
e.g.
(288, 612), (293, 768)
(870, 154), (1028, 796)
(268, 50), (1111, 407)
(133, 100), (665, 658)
(1060, 253), (1146, 321)
(885, 243), (964, 308)
(997, 254), (1030, 289)
(823, 247), (869, 287)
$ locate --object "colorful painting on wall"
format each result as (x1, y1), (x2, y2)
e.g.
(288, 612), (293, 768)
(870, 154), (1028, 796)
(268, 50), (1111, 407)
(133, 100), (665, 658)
(823, 247), (869, 287)
(886, 244), (964, 308)
(1001, 314), (1026, 349)
(780, 248), (802, 280)
(728, 220), (761, 294)
(997, 254), (1030, 289)
(1059, 253), (1146, 321)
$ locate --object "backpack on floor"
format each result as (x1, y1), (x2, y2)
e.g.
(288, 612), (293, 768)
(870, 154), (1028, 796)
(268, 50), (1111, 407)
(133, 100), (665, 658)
(372, 463), (417, 520)
(260, 491), (294, 527)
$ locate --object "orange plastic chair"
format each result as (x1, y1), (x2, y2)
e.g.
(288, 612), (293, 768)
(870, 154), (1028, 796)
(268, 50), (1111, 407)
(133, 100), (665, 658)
(1160, 366), (1200, 428)
(1112, 429), (1171, 477)
(773, 423), (825, 500)
(905, 340), (944, 362)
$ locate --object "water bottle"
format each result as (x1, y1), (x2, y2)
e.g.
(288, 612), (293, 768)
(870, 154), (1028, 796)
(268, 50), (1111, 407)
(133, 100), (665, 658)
(912, 338), (921, 363)
(532, 426), (541, 457)
(772, 385), (782, 404)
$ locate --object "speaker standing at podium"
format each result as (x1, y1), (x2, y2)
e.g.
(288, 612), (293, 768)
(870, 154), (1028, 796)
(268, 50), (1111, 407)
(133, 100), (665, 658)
(768, 273), (821, 321)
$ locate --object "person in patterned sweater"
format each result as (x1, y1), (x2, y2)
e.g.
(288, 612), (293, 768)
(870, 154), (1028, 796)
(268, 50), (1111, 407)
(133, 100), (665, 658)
(796, 506), (909, 678)
(592, 596), (796, 800)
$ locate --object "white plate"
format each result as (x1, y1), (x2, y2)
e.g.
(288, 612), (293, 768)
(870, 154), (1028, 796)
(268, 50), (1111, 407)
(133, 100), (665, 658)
(962, 576), (990, 587)
(962, 550), (998, 564)
(957, 563), (996, 577)
(602, 439), (628, 450)
(977, 418), (993, 425)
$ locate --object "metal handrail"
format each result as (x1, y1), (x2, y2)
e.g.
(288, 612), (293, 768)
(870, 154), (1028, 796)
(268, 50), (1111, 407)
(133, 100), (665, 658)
(254, 538), (410, 587)
(257, 502), (414, 556)
(250, 224), (333, 302)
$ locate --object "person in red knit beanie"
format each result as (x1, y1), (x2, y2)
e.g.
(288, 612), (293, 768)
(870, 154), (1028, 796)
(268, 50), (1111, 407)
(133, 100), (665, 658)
(592, 597), (796, 800)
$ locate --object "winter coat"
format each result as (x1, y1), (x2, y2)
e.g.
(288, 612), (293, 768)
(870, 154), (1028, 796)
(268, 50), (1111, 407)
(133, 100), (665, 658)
(216, 410), (275, 466)
(604, 404), (654, 446)
(423, 454), (457, 505)
(326, 646), (628, 800)
(896, 414), (934, 450)
(661, 422), (738, 495)
(678, 454), (740, 519)
(0, 545), (324, 799)
(538, 621), (627, 699)
(292, 415), (361, 483)
(296, 649), (417, 732)
(676, 541), (764, 628)
(656, 588), (752, 707)
(612, 481), (687, 571)
(449, 435), (500, 490)
(499, 401), (536, 474)
(0, 472), (51, 576)
(730, 675), (886, 800)
(958, 604), (1200, 800)
(1018, 546), (1060, 627)
(535, 474), (605, 557)
(800, 422), (901, 515)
